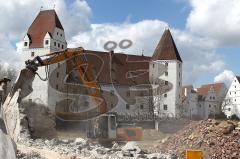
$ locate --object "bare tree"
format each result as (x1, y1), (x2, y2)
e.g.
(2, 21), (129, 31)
(221, 97), (233, 112)
(0, 63), (17, 82)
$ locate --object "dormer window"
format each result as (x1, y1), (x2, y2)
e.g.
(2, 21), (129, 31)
(45, 40), (49, 45)
(24, 42), (28, 46)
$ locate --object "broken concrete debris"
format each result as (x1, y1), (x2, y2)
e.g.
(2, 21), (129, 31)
(150, 119), (240, 159)
(17, 136), (174, 159)
(0, 129), (17, 159)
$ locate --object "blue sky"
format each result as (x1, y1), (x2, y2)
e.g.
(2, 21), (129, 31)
(86, 0), (190, 29)
(84, 0), (240, 86)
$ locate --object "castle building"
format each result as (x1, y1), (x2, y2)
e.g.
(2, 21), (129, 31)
(21, 10), (67, 106)
(21, 10), (183, 123)
(182, 83), (227, 119)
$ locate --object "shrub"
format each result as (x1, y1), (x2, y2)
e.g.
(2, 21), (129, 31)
(209, 112), (227, 119)
(229, 114), (240, 121)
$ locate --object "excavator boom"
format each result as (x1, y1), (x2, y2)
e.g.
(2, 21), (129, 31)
(12, 47), (107, 114)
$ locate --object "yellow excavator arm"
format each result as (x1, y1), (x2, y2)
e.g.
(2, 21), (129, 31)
(12, 47), (107, 115)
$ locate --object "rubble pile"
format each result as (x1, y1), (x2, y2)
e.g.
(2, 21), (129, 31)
(17, 136), (174, 159)
(19, 102), (57, 139)
(16, 150), (46, 159)
(150, 119), (240, 159)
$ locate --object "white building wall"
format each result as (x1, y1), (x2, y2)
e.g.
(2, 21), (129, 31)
(149, 60), (182, 117)
(21, 27), (67, 108)
(224, 77), (240, 118)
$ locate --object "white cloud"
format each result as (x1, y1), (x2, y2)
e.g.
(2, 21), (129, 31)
(0, 0), (91, 64)
(0, 0), (231, 85)
(214, 70), (235, 86)
(68, 20), (225, 84)
(187, 0), (240, 46)
(68, 20), (168, 54)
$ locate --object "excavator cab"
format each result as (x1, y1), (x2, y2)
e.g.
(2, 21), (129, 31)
(87, 114), (117, 140)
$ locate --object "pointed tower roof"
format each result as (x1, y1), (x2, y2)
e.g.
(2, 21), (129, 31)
(27, 10), (64, 48)
(236, 76), (240, 83)
(152, 29), (182, 62)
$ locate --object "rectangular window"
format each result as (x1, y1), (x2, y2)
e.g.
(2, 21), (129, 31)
(54, 42), (56, 46)
(126, 91), (130, 97)
(163, 105), (168, 110)
(126, 104), (130, 110)
(164, 94), (167, 98)
(165, 71), (168, 76)
(165, 81), (168, 85)
(31, 52), (35, 57)
(140, 105), (144, 109)
(58, 43), (60, 48)
(24, 42), (28, 46)
(56, 72), (59, 78)
(110, 90), (114, 96)
(62, 44), (64, 49)
(45, 40), (49, 45)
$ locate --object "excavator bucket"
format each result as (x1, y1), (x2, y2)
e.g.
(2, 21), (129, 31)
(11, 68), (35, 101)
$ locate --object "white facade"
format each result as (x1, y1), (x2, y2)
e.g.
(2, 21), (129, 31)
(183, 84), (227, 119)
(223, 76), (240, 118)
(21, 28), (67, 107)
(149, 60), (182, 118)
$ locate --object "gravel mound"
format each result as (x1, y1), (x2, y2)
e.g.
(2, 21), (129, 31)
(150, 119), (240, 159)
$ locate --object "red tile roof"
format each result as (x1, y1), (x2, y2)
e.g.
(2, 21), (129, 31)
(27, 10), (63, 48)
(152, 29), (182, 62)
(66, 50), (151, 86)
(197, 83), (225, 96)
